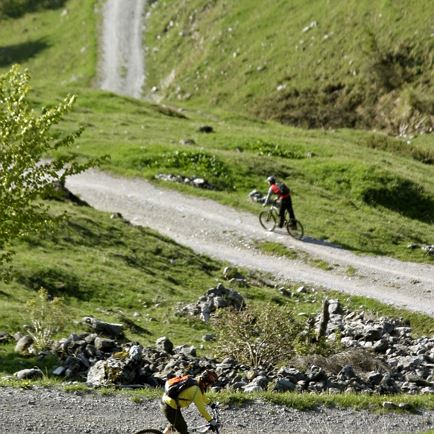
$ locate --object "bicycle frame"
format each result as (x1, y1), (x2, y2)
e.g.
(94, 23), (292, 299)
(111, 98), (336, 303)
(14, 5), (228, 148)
(259, 203), (304, 239)
(161, 405), (221, 434)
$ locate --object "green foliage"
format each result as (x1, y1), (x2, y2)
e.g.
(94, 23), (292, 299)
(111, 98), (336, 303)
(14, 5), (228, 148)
(245, 140), (307, 159)
(133, 150), (235, 190)
(308, 161), (434, 222)
(357, 134), (434, 165)
(212, 304), (304, 369)
(25, 288), (68, 352)
(0, 65), (99, 274)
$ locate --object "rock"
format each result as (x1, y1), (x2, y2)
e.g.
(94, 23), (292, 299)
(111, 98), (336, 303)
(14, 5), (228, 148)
(0, 331), (12, 344)
(14, 367), (43, 380)
(15, 335), (34, 355)
(94, 337), (116, 352)
(197, 125), (214, 133)
(52, 366), (67, 376)
(274, 378), (296, 392)
(156, 337), (174, 354)
(174, 345), (196, 357)
(81, 317), (124, 338)
(248, 189), (266, 203)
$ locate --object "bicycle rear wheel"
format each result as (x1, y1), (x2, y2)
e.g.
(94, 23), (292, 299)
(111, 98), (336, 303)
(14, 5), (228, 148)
(286, 219), (304, 240)
(133, 429), (163, 434)
(259, 210), (277, 231)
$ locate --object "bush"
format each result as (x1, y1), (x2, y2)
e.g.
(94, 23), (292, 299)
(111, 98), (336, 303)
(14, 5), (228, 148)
(132, 150), (235, 190)
(24, 288), (68, 352)
(212, 304), (303, 369)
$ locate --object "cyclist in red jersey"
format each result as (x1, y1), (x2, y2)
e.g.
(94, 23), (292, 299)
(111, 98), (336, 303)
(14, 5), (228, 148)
(263, 175), (297, 229)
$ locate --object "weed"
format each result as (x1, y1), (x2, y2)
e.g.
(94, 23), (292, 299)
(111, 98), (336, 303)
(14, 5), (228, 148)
(25, 288), (68, 352)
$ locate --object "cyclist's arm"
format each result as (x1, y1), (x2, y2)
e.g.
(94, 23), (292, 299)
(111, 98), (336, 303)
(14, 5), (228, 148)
(191, 387), (212, 421)
(263, 186), (273, 206)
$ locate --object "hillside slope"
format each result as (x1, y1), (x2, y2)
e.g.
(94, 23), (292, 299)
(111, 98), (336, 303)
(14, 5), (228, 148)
(66, 169), (434, 317)
(144, 0), (434, 134)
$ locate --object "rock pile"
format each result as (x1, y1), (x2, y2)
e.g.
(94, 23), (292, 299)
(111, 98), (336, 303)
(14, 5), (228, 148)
(175, 282), (246, 322)
(155, 173), (216, 190)
(6, 301), (434, 395)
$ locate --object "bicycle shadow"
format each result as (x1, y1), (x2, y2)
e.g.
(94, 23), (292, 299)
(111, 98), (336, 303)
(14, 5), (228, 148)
(297, 235), (344, 249)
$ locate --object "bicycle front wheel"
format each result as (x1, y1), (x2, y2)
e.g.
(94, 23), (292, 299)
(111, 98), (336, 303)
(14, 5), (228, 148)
(259, 210), (277, 231)
(286, 219), (304, 240)
(133, 429), (163, 434)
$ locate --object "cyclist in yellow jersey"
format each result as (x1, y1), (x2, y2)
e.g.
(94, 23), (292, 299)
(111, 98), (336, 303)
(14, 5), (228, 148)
(160, 370), (218, 434)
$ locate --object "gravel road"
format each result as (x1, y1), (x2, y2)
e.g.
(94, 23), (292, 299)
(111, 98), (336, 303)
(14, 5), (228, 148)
(99, 0), (146, 98)
(92, 0), (434, 317)
(65, 169), (434, 317)
(1, 387), (433, 434)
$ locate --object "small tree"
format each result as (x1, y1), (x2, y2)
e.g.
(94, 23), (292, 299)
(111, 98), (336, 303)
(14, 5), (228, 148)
(212, 303), (303, 369)
(0, 65), (100, 275)
(25, 288), (68, 352)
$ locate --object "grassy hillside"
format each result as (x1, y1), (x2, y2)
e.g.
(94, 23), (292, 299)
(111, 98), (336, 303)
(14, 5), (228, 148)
(144, 0), (434, 133)
(1, 196), (433, 379)
(0, 0), (434, 388)
(0, 1), (433, 262)
(0, 0), (97, 92)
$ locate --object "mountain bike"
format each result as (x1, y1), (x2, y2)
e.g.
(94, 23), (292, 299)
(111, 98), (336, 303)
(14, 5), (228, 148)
(133, 404), (221, 434)
(259, 202), (304, 240)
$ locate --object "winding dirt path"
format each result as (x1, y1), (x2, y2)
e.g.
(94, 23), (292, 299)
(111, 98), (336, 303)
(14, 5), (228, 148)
(99, 0), (146, 98)
(91, 2), (434, 316)
(66, 170), (434, 317)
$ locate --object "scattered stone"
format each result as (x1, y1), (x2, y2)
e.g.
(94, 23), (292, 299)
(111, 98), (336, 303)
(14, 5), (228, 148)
(8, 303), (434, 397)
(179, 138), (196, 145)
(155, 174), (216, 190)
(14, 335), (34, 355)
(197, 125), (214, 133)
(80, 317), (124, 339)
(176, 283), (245, 322)
(14, 367), (43, 380)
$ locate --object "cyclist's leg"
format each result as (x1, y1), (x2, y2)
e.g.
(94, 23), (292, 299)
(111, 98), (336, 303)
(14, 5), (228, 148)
(160, 402), (188, 434)
(286, 196), (296, 225)
(278, 202), (285, 228)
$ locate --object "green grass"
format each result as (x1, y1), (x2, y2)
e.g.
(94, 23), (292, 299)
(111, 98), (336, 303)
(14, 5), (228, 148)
(254, 240), (299, 260)
(0, 1), (433, 263)
(144, 0), (434, 132)
(0, 0), (434, 397)
(214, 390), (434, 412)
(59, 90), (434, 263)
(0, 198), (433, 378)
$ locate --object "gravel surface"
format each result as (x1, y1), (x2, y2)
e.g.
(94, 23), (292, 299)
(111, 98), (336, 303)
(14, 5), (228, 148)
(66, 169), (434, 317)
(99, 0), (146, 98)
(1, 387), (433, 434)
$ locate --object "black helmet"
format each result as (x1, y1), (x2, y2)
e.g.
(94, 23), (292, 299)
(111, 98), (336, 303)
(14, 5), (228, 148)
(266, 175), (276, 184)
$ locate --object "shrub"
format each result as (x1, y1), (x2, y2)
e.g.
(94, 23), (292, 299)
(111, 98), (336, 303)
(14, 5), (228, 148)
(212, 304), (303, 369)
(24, 288), (68, 352)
